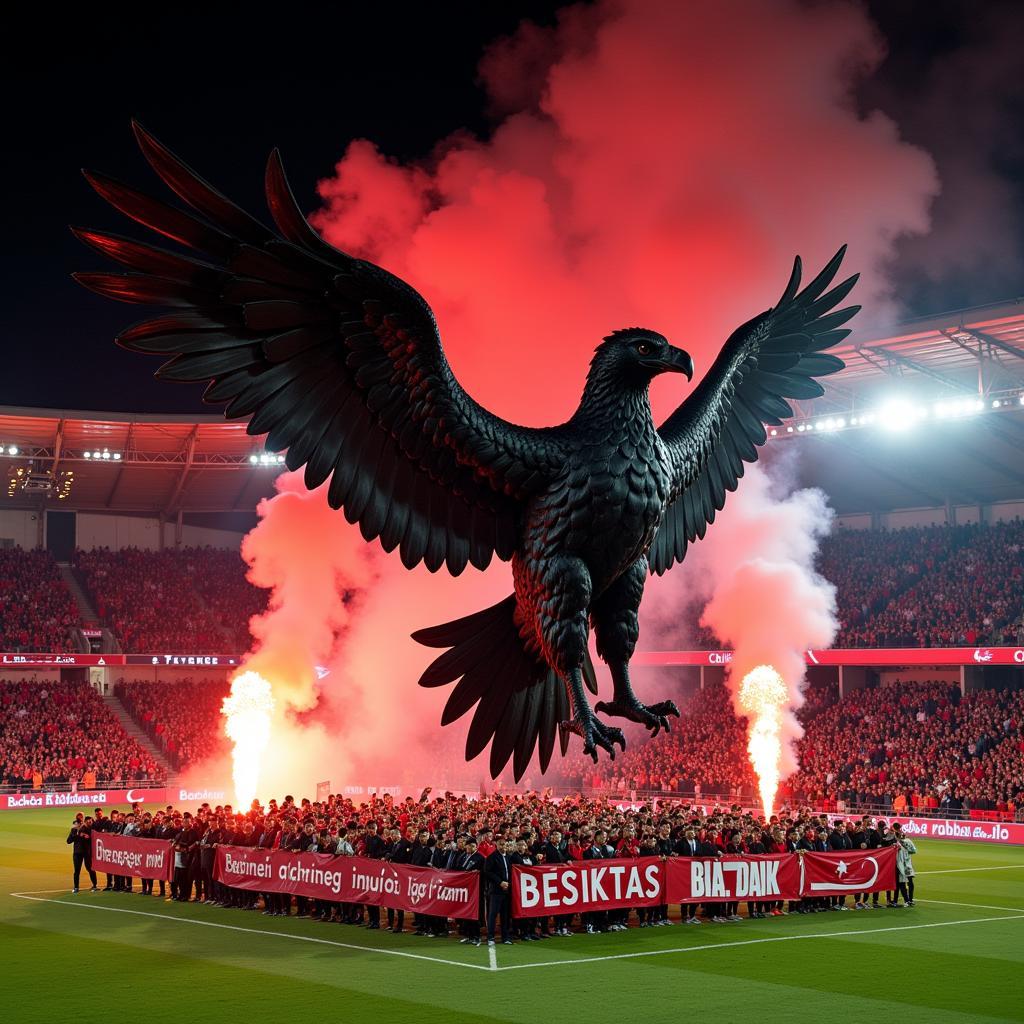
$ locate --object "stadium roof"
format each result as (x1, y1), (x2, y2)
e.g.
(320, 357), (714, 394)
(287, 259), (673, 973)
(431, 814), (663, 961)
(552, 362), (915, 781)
(2, 299), (1023, 522)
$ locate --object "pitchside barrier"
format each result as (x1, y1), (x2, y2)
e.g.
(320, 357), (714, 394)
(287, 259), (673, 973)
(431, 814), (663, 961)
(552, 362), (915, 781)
(0, 786), (228, 810)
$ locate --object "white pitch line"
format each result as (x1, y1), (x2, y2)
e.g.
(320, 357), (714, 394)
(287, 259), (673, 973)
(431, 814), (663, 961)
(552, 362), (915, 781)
(917, 864), (1023, 876)
(9, 892), (493, 972)
(491, 914), (1024, 972)
(488, 944), (498, 971)
(916, 897), (1024, 914)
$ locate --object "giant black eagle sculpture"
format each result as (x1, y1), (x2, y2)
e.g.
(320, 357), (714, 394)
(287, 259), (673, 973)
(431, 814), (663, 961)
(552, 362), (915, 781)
(75, 124), (858, 780)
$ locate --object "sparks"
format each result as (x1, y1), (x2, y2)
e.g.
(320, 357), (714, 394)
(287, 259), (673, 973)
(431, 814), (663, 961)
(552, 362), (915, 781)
(737, 664), (788, 819)
(221, 670), (275, 809)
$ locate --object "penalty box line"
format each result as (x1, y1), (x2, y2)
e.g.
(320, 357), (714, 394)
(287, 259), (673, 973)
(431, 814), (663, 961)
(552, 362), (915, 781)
(10, 891), (495, 972)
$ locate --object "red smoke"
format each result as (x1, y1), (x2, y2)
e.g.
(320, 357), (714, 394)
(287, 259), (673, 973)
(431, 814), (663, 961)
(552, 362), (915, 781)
(215, 0), (945, 796)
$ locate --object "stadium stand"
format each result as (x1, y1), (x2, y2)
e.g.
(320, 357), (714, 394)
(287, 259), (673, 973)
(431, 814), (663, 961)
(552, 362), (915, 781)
(115, 678), (229, 770)
(0, 548), (79, 652)
(0, 679), (163, 787)
(73, 547), (242, 653)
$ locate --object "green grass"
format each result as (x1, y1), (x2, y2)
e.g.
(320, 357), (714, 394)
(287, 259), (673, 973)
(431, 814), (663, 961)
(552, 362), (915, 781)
(4, 807), (1023, 1023)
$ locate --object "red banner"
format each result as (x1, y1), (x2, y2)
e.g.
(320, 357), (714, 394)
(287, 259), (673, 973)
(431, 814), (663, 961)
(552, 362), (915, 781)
(0, 788), (168, 811)
(800, 847), (896, 896)
(511, 857), (665, 917)
(633, 646), (1024, 667)
(214, 846), (480, 919)
(512, 849), (897, 916)
(665, 854), (799, 903)
(90, 832), (174, 881)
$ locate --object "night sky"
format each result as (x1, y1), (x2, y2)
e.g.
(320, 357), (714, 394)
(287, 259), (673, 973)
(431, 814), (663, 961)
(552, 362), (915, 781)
(4, 1), (1022, 414)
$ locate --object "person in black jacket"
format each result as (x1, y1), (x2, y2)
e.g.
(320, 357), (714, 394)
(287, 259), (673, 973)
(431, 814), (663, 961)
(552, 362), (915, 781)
(387, 827), (415, 933)
(509, 838), (540, 940)
(582, 830), (610, 933)
(827, 821), (853, 910)
(457, 839), (485, 945)
(362, 821), (386, 929)
(484, 838), (514, 945)
(746, 829), (766, 918)
(67, 815), (97, 892)
(539, 830), (573, 936)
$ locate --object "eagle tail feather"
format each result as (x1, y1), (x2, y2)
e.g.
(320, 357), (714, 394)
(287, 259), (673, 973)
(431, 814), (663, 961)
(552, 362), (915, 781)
(412, 595), (577, 780)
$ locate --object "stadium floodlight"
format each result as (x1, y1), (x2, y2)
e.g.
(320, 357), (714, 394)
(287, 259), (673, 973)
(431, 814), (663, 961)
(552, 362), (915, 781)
(83, 451), (91, 458)
(101, 449), (111, 460)
(113, 452), (121, 460)
(249, 454), (258, 464)
(7, 445), (17, 456)
(879, 398), (922, 432)
(992, 400), (1001, 409)
(786, 426), (793, 433)
(1020, 395), (1024, 406)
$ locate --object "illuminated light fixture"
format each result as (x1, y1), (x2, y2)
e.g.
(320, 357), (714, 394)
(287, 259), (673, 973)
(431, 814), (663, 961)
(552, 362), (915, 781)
(276, 454), (285, 464)
(769, 428), (777, 437)
(973, 399), (984, 413)
(992, 400), (1001, 409)
(835, 418), (846, 428)
(249, 454), (258, 464)
(92, 450), (102, 459)
(83, 451), (91, 459)
(101, 448), (111, 460)
(879, 398), (922, 432)
(786, 426), (794, 433)
(1019, 395), (1024, 406)
(796, 424), (805, 432)
(113, 452), (121, 460)
(7, 445), (17, 456)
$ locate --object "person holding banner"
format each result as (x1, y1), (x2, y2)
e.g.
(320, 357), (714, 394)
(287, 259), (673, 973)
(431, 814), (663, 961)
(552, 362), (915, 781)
(67, 814), (97, 893)
(539, 829), (574, 936)
(894, 825), (917, 906)
(457, 837), (484, 945)
(484, 837), (514, 946)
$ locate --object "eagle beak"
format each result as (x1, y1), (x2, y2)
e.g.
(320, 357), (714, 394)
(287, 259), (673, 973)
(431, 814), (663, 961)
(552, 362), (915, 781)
(641, 346), (694, 380)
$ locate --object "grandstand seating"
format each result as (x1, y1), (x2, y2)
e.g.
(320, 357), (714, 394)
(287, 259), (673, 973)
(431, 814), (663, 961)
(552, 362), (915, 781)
(73, 547), (265, 653)
(0, 679), (162, 787)
(115, 678), (229, 770)
(0, 548), (79, 652)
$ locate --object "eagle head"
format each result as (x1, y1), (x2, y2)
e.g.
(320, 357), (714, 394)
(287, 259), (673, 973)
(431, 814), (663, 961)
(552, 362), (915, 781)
(589, 329), (694, 388)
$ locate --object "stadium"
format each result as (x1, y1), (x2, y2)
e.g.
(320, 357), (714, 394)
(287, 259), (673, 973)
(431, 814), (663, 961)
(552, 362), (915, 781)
(5, 5), (1024, 1024)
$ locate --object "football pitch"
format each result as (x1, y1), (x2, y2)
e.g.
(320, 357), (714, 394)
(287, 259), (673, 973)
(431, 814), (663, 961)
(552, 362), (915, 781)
(4, 807), (1023, 1024)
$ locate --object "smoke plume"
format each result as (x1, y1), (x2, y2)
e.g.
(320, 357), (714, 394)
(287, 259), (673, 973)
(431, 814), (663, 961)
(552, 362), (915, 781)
(213, 0), (949, 796)
(644, 458), (838, 789)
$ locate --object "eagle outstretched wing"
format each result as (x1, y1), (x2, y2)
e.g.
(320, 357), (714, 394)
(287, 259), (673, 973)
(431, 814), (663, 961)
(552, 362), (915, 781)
(650, 247), (857, 574)
(74, 123), (566, 575)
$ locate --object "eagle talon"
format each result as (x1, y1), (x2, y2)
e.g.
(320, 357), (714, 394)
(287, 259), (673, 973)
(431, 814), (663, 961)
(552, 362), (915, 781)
(595, 697), (679, 736)
(560, 714), (626, 763)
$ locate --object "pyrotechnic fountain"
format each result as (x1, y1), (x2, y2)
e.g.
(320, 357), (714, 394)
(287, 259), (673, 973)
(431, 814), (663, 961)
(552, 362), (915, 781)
(737, 664), (788, 819)
(221, 671), (275, 808)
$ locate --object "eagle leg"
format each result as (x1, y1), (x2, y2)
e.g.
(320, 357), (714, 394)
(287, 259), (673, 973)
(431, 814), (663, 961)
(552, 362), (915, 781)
(559, 666), (626, 764)
(595, 663), (680, 738)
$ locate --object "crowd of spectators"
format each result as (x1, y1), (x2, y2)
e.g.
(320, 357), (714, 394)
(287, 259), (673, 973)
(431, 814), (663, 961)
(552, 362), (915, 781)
(819, 524), (962, 647)
(791, 680), (1024, 815)
(559, 686), (757, 798)
(7, 519), (1022, 655)
(74, 547), (238, 653)
(0, 679), (163, 788)
(186, 548), (267, 651)
(848, 521), (1024, 647)
(116, 678), (229, 770)
(0, 548), (79, 652)
(67, 789), (919, 932)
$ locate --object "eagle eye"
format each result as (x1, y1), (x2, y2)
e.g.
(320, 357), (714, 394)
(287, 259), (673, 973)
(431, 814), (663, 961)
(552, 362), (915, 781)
(636, 341), (653, 356)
